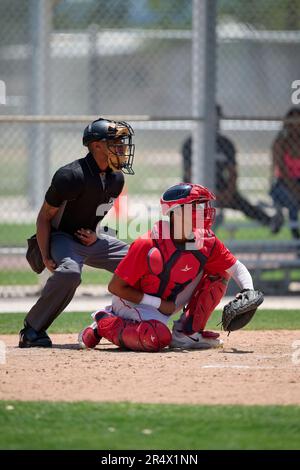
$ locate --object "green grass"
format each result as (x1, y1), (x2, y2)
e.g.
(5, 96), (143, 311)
(0, 272), (38, 286)
(0, 158), (27, 196)
(0, 401), (299, 449)
(260, 270), (300, 281)
(215, 224), (293, 241)
(0, 309), (299, 335)
(0, 269), (112, 286)
(2, 268), (300, 286)
(0, 312), (90, 335)
(206, 308), (300, 331)
(0, 224), (36, 247)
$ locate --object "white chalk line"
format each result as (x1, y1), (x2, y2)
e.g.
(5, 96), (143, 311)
(201, 364), (297, 370)
(254, 353), (290, 359)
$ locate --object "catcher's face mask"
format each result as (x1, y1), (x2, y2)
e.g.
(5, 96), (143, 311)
(106, 122), (135, 175)
(191, 200), (216, 231)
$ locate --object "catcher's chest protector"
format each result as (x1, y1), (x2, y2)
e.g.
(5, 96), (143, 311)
(146, 220), (216, 301)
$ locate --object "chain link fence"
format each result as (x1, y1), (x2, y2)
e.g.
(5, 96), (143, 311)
(0, 0), (300, 295)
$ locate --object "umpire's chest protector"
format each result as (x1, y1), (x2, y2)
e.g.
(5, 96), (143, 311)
(143, 221), (216, 301)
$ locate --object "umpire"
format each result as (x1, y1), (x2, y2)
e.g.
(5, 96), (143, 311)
(19, 118), (135, 348)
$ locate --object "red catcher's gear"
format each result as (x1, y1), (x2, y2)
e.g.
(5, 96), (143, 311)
(183, 271), (230, 332)
(160, 183), (216, 230)
(95, 311), (171, 352)
(80, 325), (101, 348)
(147, 220), (216, 301)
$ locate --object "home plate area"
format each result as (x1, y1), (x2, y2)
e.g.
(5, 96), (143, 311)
(1, 330), (300, 405)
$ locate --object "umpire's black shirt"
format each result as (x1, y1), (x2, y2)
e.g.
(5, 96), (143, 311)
(45, 153), (124, 235)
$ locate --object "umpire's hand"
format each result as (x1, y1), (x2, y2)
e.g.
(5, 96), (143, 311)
(43, 257), (57, 273)
(75, 228), (97, 246)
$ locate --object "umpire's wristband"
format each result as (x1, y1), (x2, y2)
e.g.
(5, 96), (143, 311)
(140, 293), (161, 309)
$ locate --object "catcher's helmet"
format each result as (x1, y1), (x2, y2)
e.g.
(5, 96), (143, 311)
(83, 118), (135, 174)
(160, 183), (216, 230)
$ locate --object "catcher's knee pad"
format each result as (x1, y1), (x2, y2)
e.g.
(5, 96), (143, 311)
(185, 271), (230, 333)
(97, 314), (171, 352)
(96, 312), (125, 346)
(121, 320), (172, 352)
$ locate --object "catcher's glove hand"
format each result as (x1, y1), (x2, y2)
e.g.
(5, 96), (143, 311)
(221, 289), (264, 332)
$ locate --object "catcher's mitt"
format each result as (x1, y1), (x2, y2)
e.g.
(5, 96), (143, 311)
(221, 289), (264, 332)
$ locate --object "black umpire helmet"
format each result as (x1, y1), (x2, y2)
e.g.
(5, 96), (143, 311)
(83, 118), (135, 175)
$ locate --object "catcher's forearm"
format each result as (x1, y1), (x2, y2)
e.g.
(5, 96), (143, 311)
(226, 260), (253, 290)
(108, 276), (144, 304)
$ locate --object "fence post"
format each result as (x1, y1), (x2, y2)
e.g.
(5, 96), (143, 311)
(28, 0), (52, 210)
(192, 0), (217, 191)
(88, 24), (100, 115)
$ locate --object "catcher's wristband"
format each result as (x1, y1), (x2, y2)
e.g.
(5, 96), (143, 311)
(140, 293), (161, 309)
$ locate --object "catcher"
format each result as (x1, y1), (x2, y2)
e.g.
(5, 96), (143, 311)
(79, 183), (264, 352)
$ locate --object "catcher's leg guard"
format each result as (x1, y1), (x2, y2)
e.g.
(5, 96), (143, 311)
(78, 322), (101, 349)
(184, 271), (230, 333)
(95, 311), (124, 346)
(96, 312), (171, 352)
(78, 310), (108, 349)
(122, 320), (172, 352)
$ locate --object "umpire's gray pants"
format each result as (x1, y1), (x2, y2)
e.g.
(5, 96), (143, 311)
(25, 231), (128, 331)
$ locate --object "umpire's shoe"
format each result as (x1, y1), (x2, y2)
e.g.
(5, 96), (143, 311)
(19, 321), (52, 348)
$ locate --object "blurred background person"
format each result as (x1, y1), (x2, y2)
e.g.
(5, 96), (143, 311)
(182, 104), (283, 232)
(270, 107), (300, 239)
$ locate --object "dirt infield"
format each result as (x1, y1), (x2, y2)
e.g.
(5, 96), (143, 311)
(1, 330), (300, 405)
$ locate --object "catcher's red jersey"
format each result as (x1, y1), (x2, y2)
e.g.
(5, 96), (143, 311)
(115, 220), (236, 300)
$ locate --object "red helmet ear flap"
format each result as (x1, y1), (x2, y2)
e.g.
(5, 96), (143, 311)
(147, 247), (163, 275)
